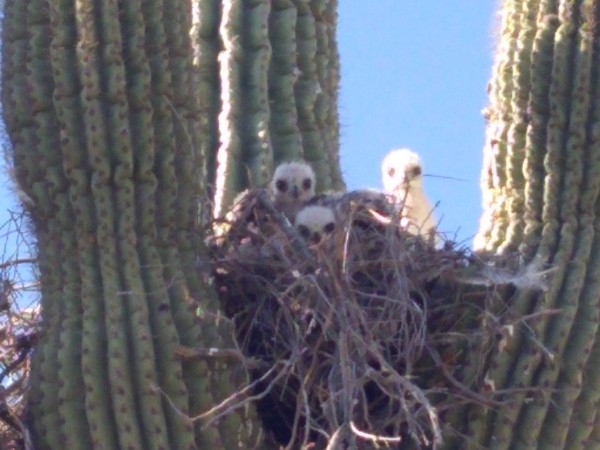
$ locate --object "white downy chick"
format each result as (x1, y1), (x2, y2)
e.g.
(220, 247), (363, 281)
(270, 161), (316, 223)
(294, 205), (336, 247)
(381, 148), (439, 244)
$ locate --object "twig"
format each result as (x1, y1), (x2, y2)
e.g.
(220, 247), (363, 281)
(0, 258), (36, 270)
(154, 360), (293, 428)
(255, 189), (316, 264)
(426, 344), (502, 408)
(0, 341), (33, 383)
(174, 345), (268, 370)
(350, 421), (403, 444)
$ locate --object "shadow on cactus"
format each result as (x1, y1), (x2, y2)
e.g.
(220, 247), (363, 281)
(206, 188), (556, 449)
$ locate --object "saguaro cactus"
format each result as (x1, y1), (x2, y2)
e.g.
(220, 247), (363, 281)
(198, 0), (344, 218)
(464, 1), (600, 449)
(1, 0), (342, 448)
(2, 0), (255, 448)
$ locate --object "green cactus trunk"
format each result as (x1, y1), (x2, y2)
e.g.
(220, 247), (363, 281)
(201, 0), (344, 218)
(2, 0), (342, 448)
(464, 1), (600, 449)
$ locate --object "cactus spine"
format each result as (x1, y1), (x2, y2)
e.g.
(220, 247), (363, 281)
(2, 0), (342, 448)
(471, 1), (600, 449)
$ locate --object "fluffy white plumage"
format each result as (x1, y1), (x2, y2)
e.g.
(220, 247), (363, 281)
(270, 161), (316, 223)
(294, 205), (336, 246)
(381, 148), (438, 244)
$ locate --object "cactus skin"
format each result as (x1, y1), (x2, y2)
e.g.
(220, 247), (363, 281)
(1, 0), (289, 448)
(209, 0), (344, 218)
(469, 1), (600, 449)
(3, 0), (342, 447)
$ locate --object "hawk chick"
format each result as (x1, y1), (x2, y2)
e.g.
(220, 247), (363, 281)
(270, 161), (316, 223)
(295, 205), (336, 246)
(381, 148), (438, 244)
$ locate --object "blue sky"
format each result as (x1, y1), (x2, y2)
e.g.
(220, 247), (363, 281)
(0, 3), (498, 248)
(338, 1), (498, 245)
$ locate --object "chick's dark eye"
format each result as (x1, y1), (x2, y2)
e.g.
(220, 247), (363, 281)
(411, 166), (422, 177)
(323, 222), (335, 233)
(302, 178), (312, 191)
(297, 225), (310, 239)
(276, 179), (288, 192)
(387, 167), (396, 177)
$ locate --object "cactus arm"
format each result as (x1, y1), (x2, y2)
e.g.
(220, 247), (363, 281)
(475, 0), (523, 253)
(209, 0), (277, 216)
(145, 0), (231, 442)
(291, 0), (343, 193)
(565, 59), (600, 446)
(566, 317), (600, 448)
(480, 6), (559, 420)
(535, 0), (577, 262)
(311, 0), (342, 192)
(2, 1), (63, 447)
(485, 2), (585, 447)
(72, 1), (162, 447)
(203, 0), (343, 214)
(323, 0), (344, 192)
(165, 1), (233, 440)
(42, 8), (94, 433)
(522, 9), (559, 257)
(497, 0), (537, 255)
(191, 0), (221, 197)
(472, 2), (600, 450)
(468, 2), (530, 442)
(517, 4), (599, 448)
(240, 0), (274, 188)
(150, 1), (265, 446)
(294, 0), (329, 191)
(472, 3), (563, 446)
(269, 1), (304, 162)
(212, 0), (243, 219)
(108, 0), (204, 448)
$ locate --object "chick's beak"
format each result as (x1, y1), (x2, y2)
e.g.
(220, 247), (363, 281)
(292, 185), (299, 198)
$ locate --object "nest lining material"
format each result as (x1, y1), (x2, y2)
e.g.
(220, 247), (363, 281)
(208, 188), (551, 449)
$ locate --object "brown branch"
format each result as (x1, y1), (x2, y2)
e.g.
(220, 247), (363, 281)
(174, 345), (268, 370)
(0, 343), (32, 384)
(0, 258), (37, 271)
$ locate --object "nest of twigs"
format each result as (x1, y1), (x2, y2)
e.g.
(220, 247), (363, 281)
(208, 188), (549, 449)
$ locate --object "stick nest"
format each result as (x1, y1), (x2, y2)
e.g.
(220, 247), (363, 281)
(208, 188), (545, 449)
